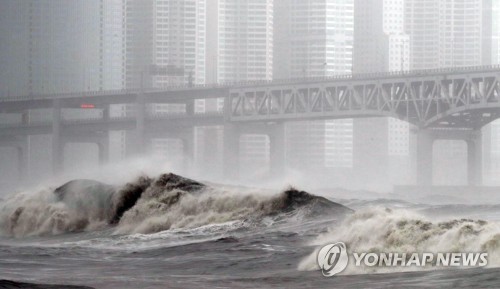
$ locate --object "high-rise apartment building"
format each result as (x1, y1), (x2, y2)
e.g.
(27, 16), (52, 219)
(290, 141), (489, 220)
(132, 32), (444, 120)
(353, 0), (387, 73)
(353, 0), (410, 72)
(124, 0), (154, 90)
(214, 0), (273, 83)
(0, 0), (126, 180)
(103, 0), (126, 91)
(492, 0), (500, 63)
(152, 0), (206, 88)
(383, 0), (410, 72)
(405, 0), (489, 69)
(274, 0), (354, 179)
(125, 0), (207, 88)
(204, 0), (274, 178)
(275, 0), (354, 79)
(485, 0), (500, 184)
(103, 0), (128, 162)
(383, 0), (405, 33)
(123, 0), (207, 164)
(405, 0), (492, 184)
(123, 0), (273, 176)
(353, 0), (411, 188)
(150, 0), (206, 118)
(0, 0), (112, 97)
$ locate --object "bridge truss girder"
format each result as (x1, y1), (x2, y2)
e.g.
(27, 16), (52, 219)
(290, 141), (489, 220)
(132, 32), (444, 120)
(228, 72), (500, 129)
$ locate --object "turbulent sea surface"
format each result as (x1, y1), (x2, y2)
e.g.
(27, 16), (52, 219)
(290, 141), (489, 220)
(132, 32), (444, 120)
(0, 173), (499, 289)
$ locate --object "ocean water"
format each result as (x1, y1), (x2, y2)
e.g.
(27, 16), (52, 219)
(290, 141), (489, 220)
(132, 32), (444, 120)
(0, 173), (499, 289)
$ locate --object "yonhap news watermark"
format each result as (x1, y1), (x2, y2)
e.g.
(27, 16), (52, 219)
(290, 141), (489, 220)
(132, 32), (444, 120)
(317, 242), (488, 277)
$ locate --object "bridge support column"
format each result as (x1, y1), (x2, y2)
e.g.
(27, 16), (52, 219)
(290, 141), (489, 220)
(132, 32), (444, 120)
(52, 99), (63, 176)
(416, 129), (434, 186)
(102, 105), (110, 121)
(353, 118), (389, 188)
(415, 128), (484, 187)
(145, 128), (195, 173)
(0, 138), (29, 182)
(16, 147), (25, 181)
(100, 105), (110, 166)
(98, 139), (110, 167)
(62, 133), (109, 169)
(186, 100), (195, 116)
(223, 124), (240, 180)
(223, 122), (285, 180)
(17, 141), (29, 182)
(135, 94), (146, 156)
(182, 131), (195, 173)
(467, 130), (482, 186)
(269, 122), (286, 178)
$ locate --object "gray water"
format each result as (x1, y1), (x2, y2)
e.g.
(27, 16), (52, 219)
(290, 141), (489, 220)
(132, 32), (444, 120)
(0, 175), (499, 289)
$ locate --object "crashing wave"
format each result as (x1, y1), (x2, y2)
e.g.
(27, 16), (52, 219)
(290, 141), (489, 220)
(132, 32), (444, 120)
(0, 173), (352, 237)
(115, 182), (352, 235)
(298, 207), (500, 273)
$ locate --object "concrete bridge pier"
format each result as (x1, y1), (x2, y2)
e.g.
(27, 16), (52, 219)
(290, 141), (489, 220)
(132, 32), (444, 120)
(466, 130), (482, 186)
(268, 123), (286, 178)
(135, 93), (146, 156)
(223, 122), (286, 180)
(102, 105), (110, 121)
(185, 100), (195, 116)
(16, 145), (29, 182)
(416, 129), (434, 186)
(223, 124), (240, 180)
(97, 139), (110, 167)
(416, 128), (483, 186)
(61, 134), (110, 169)
(0, 137), (29, 182)
(52, 99), (63, 175)
(171, 128), (196, 173)
(146, 128), (195, 173)
(353, 118), (389, 188)
(182, 132), (195, 173)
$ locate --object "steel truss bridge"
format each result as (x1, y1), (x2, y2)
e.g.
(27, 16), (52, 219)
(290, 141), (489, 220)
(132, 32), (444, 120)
(1, 65), (500, 186)
(228, 65), (500, 128)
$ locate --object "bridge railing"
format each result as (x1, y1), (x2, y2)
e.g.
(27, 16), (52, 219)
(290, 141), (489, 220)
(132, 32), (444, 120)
(147, 111), (224, 120)
(0, 120), (52, 128)
(0, 111), (225, 128)
(1, 65), (500, 102)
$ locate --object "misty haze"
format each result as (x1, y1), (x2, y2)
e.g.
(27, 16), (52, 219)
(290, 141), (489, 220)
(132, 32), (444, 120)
(0, 0), (500, 288)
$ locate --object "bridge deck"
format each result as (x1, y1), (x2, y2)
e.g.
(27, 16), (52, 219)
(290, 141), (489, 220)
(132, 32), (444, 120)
(0, 65), (499, 130)
(1, 65), (499, 103)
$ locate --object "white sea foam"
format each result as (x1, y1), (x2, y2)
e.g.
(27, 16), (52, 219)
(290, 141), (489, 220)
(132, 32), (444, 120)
(0, 173), (349, 238)
(298, 207), (500, 274)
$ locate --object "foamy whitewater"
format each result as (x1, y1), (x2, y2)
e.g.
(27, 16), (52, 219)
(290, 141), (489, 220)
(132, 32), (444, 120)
(0, 173), (499, 288)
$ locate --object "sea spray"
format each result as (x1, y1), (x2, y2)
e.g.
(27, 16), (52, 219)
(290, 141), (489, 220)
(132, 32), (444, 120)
(115, 183), (351, 234)
(0, 173), (351, 237)
(0, 180), (115, 237)
(299, 207), (500, 274)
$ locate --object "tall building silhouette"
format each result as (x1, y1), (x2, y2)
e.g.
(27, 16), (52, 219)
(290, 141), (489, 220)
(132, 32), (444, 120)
(405, 0), (489, 69)
(204, 0), (274, 179)
(405, 0), (493, 185)
(353, 0), (411, 188)
(274, 0), (355, 183)
(0, 0), (124, 180)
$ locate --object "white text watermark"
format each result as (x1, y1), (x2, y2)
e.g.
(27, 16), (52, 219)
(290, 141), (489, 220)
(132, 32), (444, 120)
(317, 242), (488, 277)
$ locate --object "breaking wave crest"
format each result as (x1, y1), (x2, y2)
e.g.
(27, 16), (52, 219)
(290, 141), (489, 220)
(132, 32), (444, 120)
(0, 173), (351, 237)
(299, 207), (500, 273)
(0, 183), (112, 237)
